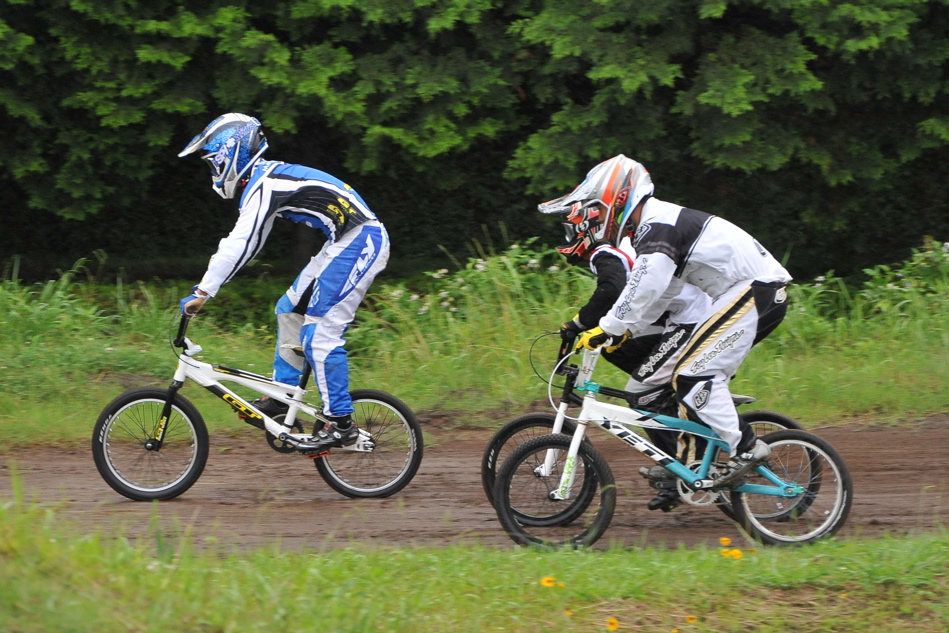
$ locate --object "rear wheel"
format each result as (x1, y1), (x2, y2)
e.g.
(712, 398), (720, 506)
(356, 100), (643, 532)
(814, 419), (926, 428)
(92, 387), (208, 501)
(730, 430), (852, 545)
(715, 410), (805, 521)
(314, 389), (423, 498)
(494, 434), (616, 549)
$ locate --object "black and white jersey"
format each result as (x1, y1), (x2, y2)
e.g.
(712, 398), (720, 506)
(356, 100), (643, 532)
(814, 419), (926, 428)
(600, 198), (791, 336)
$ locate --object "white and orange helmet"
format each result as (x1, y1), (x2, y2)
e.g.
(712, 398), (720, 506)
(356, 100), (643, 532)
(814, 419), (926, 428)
(538, 155), (653, 263)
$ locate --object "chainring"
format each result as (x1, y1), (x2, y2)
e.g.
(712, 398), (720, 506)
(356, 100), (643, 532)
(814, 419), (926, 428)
(265, 415), (306, 454)
(677, 461), (725, 507)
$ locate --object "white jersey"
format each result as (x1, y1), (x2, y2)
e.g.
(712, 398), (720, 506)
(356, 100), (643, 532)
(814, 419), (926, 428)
(600, 198), (791, 336)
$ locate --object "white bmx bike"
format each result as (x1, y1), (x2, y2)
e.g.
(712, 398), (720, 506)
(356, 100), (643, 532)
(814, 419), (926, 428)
(92, 313), (423, 500)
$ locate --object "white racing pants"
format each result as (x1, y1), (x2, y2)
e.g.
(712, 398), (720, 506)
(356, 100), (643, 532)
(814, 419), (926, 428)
(272, 221), (390, 416)
(672, 280), (788, 454)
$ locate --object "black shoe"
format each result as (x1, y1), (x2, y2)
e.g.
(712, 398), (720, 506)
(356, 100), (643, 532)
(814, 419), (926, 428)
(639, 465), (675, 481)
(252, 397), (290, 418)
(238, 397), (289, 429)
(301, 416), (360, 453)
(647, 490), (682, 512)
(714, 439), (771, 487)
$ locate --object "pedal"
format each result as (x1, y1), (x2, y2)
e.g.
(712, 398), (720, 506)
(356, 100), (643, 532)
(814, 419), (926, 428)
(305, 450), (331, 459)
(647, 491), (683, 512)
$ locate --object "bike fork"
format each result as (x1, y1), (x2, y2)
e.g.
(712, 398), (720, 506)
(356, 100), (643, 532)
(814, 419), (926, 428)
(146, 380), (183, 451)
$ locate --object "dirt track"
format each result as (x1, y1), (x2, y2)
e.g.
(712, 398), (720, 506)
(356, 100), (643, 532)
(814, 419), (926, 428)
(2, 414), (947, 551)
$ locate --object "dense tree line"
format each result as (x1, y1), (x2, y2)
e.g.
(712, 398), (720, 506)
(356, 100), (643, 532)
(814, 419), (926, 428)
(1, 0), (948, 282)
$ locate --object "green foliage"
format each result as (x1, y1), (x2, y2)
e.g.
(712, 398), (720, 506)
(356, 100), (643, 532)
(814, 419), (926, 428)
(2, 0), (948, 283)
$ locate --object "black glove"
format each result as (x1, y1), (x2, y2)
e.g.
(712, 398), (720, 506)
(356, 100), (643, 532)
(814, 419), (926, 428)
(558, 316), (584, 359)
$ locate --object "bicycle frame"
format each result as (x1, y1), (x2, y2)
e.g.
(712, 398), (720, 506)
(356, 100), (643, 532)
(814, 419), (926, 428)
(152, 314), (371, 453)
(545, 347), (804, 501)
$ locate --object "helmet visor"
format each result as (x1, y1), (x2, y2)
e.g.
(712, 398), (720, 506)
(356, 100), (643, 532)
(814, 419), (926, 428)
(201, 149), (229, 181)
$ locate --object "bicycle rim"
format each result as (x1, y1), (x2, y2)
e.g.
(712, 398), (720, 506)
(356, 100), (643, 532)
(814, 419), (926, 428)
(495, 434), (615, 549)
(731, 431), (852, 545)
(315, 391), (422, 498)
(99, 398), (203, 496)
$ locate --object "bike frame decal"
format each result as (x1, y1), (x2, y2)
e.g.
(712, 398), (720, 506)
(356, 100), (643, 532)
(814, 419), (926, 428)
(207, 384), (265, 424)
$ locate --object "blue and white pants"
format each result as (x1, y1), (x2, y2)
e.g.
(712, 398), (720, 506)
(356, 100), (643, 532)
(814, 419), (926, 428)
(272, 221), (390, 416)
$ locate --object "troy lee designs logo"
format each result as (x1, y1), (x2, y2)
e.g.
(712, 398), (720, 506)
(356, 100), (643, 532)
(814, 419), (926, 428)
(689, 329), (746, 374)
(636, 328), (688, 377)
(614, 259), (648, 320)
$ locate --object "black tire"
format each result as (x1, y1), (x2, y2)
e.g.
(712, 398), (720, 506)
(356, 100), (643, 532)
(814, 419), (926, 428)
(714, 410), (806, 521)
(480, 412), (581, 507)
(92, 387), (209, 501)
(494, 434), (616, 549)
(314, 389), (423, 498)
(729, 429), (853, 545)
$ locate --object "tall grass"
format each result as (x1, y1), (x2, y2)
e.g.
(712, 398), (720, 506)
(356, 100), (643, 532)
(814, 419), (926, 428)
(1, 240), (947, 444)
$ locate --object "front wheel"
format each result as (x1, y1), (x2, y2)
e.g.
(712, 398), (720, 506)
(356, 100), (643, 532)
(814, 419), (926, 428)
(480, 412), (581, 508)
(494, 434), (616, 549)
(730, 429), (853, 545)
(92, 387), (209, 501)
(314, 389), (423, 498)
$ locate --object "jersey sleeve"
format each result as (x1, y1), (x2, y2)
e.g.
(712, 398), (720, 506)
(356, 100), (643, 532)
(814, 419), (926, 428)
(577, 251), (628, 328)
(196, 183), (277, 296)
(598, 247), (678, 337)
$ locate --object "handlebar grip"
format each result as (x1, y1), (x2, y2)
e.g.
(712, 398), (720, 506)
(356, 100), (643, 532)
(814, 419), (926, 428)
(173, 314), (192, 348)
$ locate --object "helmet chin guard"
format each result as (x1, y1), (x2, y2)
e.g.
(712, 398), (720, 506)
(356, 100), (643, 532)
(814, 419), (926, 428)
(539, 155), (653, 262)
(179, 113), (269, 199)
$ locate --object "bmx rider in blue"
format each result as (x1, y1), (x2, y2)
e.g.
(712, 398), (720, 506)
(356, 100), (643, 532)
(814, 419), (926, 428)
(178, 113), (390, 451)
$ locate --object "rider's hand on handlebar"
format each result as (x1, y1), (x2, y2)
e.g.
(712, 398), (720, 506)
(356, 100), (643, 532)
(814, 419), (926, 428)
(576, 327), (628, 352)
(179, 286), (208, 316)
(558, 316), (584, 359)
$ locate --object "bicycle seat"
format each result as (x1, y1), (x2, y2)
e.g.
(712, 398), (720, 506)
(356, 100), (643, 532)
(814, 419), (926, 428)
(280, 344), (306, 358)
(731, 394), (756, 405)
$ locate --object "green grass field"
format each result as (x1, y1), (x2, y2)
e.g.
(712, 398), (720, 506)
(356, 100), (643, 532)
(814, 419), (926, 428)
(1, 240), (948, 631)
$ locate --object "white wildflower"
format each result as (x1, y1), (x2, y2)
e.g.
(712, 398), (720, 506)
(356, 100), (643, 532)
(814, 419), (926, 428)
(474, 259), (487, 272)
(548, 265), (560, 273)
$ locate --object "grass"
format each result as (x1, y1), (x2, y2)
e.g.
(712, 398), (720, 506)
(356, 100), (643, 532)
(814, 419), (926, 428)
(1, 485), (947, 632)
(1, 242), (948, 631)
(2, 240), (947, 446)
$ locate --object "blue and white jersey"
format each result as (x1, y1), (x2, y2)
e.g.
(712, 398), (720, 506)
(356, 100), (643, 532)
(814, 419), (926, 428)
(197, 160), (380, 296)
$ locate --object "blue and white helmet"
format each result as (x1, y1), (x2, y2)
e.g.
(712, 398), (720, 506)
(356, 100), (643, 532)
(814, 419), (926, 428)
(178, 113), (269, 199)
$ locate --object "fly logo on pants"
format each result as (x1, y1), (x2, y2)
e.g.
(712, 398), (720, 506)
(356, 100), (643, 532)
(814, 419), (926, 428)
(340, 239), (377, 299)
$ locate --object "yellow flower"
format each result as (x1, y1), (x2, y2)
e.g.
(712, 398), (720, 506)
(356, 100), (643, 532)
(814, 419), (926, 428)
(565, 609), (574, 616)
(720, 548), (732, 557)
(540, 576), (556, 587)
(606, 616), (620, 631)
(719, 536), (732, 546)
(686, 615), (698, 623)
(672, 629), (680, 633)
(557, 581), (567, 587)
(731, 549), (744, 560)
(841, 593), (849, 599)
